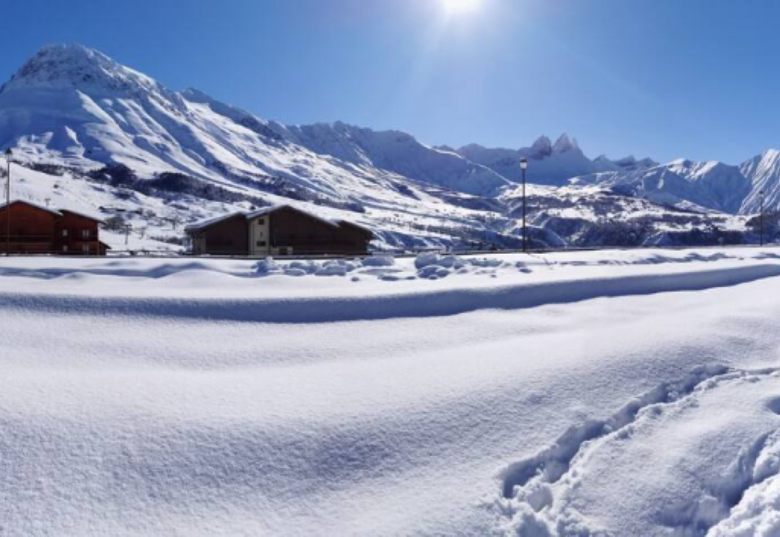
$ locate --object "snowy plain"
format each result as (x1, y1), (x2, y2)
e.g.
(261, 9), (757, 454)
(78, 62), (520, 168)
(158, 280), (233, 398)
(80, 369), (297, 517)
(3, 248), (780, 536)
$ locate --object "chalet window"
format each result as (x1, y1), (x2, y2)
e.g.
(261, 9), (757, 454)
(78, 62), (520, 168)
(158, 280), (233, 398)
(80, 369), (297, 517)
(62, 245), (68, 252)
(82, 244), (90, 253)
(258, 219), (265, 225)
(257, 241), (267, 247)
(82, 229), (91, 239)
(62, 229), (69, 237)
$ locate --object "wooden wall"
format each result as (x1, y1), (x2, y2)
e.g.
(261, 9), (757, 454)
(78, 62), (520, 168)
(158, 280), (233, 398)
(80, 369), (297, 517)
(55, 211), (102, 255)
(0, 203), (107, 255)
(197, 214), (249, 255)
(0, 203), (58, 254)
(270, 207), (371, 255)
(189, 208), (374, 256)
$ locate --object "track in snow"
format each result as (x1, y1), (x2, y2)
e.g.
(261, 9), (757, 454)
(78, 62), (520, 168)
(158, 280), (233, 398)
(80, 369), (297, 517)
(498, 367), (780, 536)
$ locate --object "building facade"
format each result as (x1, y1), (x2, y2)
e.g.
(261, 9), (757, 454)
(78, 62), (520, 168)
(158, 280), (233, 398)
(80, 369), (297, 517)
(0, 201), (110, 255)
(186, 205), (373, 256)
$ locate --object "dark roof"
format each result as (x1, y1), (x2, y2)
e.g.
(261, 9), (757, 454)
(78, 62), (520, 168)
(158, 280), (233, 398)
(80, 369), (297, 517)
(184, 211), (247, 232)
(186, 204), (372, 235)
(0, 200), (105, 223)
(0, 199), (62, 216)
(59, 208), (105, 224)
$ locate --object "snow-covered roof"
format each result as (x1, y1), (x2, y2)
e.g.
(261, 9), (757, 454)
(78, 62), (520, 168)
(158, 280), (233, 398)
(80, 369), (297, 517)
(336, 220), (373, 234)
(247, 204), (342, 229)
(184, 212), (247, 232)
(187, 204), (350, 233)
(0, 199), (62, 216)
(58, 208), (105, 224)
(0, 200), (106, 223)
(244, 205), (278, 220)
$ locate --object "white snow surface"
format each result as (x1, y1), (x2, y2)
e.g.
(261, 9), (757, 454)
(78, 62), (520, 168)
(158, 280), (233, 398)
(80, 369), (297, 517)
(4, 248), (780, 535)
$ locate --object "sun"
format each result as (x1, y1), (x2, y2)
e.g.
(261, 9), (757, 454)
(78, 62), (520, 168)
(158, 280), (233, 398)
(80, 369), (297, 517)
(441, 0), (483, 16)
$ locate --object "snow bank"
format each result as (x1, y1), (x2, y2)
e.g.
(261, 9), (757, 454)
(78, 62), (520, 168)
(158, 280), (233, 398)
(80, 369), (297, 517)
(3, 263), (778, 325)
(252, 252), (511, 281)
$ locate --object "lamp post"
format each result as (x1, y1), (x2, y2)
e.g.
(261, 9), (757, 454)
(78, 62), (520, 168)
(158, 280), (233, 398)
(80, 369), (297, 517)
(4, 148), (10, 256)
(520, 157), (528, 253)
(760, 189), (766, 247)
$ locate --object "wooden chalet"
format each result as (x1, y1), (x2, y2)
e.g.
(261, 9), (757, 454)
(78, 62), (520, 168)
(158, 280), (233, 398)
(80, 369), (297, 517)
(0, 200), (110, 255)
(185, 205), (373, 256)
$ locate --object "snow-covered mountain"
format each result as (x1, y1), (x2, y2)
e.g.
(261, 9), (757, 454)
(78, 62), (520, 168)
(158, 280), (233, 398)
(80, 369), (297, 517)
(739, 149), (780, 214)
(0, 43), (775, 251)
(0, 44), (396, 198)
(270, 121), (510, 196)
(572, 155), (780, 216)
(458, 134), (657, 186)
(572, 160), (751, 214)
(0, 44), (530, 251)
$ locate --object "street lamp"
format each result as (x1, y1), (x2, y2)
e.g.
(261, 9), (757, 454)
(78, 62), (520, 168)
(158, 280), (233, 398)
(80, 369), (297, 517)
(4, 148), (10, 256)
(760, 189), (766, 247)
(520, 157), (528, 253)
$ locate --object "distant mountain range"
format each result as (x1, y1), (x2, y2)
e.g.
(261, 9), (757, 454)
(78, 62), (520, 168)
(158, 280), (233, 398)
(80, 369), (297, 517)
(0, 43), (775, 251)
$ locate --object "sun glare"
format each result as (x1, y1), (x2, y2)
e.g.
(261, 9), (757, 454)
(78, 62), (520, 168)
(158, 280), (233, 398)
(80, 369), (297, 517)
(441, 0), (483, 16)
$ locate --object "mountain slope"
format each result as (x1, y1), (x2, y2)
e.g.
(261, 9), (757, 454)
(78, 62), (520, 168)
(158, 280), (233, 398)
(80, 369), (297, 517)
(269, 121), (510, 196)
(573, 156), (776, 215)
(739, 149), (780, 214)
(0, 44), (534, 250)
(0, 44), (505, 207)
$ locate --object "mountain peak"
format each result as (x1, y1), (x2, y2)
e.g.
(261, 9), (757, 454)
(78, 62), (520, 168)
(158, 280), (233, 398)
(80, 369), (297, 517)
(531, 136), (553, 158)
(2, 43), (161, 97)
(760, 148), (780, 160)
(553, 133), (580, 153)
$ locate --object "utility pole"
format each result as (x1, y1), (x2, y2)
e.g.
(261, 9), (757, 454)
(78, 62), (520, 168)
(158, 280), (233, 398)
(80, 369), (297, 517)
(520, 158), (528, 253)
(4, 149), (11, 257)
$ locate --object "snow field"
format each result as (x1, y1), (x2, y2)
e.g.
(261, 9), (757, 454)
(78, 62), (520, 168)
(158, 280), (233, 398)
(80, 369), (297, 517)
(2, 249), (780, 535)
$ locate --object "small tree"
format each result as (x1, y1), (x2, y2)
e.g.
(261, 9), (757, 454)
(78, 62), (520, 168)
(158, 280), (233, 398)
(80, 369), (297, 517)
(103, 215), (126, 231)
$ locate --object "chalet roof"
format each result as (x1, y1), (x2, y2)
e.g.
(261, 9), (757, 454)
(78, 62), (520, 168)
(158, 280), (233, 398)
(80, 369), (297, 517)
(0, 200), (105, 223)
(186, 204), (353, 233)
(184, 211), (247, 232)
(58, 208), (105, 224)
(0, 199), (62, 216)
(337, 220), (373, 234)
(244, 205), (278, 220)
(246, 204), (341, 229)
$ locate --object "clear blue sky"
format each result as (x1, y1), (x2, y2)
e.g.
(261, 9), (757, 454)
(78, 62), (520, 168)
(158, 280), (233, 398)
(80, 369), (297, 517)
(3, 0), (780, 164)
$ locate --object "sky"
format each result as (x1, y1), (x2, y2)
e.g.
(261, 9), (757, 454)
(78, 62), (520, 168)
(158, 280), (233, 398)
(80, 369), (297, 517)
(3, 0), (780, 164)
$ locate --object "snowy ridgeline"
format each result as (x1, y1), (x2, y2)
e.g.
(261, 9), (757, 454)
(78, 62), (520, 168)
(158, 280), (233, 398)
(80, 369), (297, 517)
(0, 44), (778, 253)
(3, 249), (780, 535)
